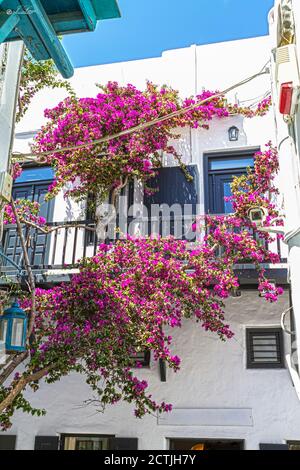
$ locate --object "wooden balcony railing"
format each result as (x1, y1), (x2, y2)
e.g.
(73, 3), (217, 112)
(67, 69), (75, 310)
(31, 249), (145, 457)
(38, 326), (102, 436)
(0, 216), (287, 274)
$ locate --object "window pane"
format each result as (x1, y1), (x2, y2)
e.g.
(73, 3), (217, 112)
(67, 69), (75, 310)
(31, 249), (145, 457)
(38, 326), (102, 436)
(0, 320), (8, 342)
(223, 182), (233, 213)
(64, 437), (77, 450)
(209, 157), (254, 171)
(76, 439), (103, 450)
(11, 319), (24, 347)
(64, 436), (108, 450)
(15, 167), (55, 184)
(288, 441), (300, 450)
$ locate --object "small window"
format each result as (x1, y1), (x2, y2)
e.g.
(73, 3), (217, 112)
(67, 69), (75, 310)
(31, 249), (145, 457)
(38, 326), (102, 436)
(246, 328), (284, 369)
(131, 350), (150, 368)
(209, 157), (254, 171)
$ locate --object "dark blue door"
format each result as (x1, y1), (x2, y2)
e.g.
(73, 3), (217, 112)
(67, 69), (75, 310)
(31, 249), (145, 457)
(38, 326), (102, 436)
(206, 154), (254, 214)
(3, 167), (54, 269)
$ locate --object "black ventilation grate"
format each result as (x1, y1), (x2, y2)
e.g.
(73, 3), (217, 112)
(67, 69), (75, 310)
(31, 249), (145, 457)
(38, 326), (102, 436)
(246, 328), (284, 369)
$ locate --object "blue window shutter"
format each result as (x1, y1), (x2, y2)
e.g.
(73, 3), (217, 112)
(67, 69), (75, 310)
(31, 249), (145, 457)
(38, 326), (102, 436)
(34, 436), (59, 450)
(144, 165), (199, 211)
(259, 443), (289, 450)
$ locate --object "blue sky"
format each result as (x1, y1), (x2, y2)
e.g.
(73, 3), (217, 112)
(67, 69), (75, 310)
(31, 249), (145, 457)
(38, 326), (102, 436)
(63, 0), (274, 67)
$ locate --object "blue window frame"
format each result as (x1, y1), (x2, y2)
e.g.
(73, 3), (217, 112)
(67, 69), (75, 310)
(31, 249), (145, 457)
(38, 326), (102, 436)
(204, 150), (257, 215)
(2, 166), (55, 269)
(14, 166), (55, 184)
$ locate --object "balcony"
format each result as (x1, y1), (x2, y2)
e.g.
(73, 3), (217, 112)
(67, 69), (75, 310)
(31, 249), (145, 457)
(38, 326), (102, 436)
(0, 215), (288, 286)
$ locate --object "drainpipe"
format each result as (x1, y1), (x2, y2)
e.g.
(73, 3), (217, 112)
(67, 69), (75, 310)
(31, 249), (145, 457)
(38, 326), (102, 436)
(0, 41), (24, 174)
(0, 41), (24, 239)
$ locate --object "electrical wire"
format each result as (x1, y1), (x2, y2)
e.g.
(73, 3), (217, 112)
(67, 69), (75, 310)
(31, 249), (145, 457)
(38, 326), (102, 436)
(12, 67), (271, 162)
(239, 91), (271, 104)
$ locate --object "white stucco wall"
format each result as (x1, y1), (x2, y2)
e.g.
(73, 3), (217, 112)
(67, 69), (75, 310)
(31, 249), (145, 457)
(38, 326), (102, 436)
(4, 290), (300, 450)
(13, 35), (285, 257)
(5, 36), (298, 450)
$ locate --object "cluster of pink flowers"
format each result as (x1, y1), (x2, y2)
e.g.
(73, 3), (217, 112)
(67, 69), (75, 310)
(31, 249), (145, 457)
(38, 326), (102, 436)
(1, 82), (282, 425)
(3, 199), (46, 226)
(192, 143), (284, 302)
(3, 165), (47, 228)
(33, 82), (271, 202)
(21, 236), (239, 418)
(11, 163), (23, 180)
(229, 142), (280, 222)
(258, 278), (284, 303)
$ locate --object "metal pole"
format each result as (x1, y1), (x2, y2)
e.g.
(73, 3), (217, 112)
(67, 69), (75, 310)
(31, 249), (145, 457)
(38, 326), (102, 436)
(0, 40), (24, 175)
(0, 40), (24, 242)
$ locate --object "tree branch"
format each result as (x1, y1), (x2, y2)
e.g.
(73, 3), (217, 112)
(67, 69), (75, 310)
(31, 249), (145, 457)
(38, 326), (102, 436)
(10, 199), (36, 340)
(19, 218), (96, 234)
(0, 352), (29, 386)
(0, 364), (53, 414)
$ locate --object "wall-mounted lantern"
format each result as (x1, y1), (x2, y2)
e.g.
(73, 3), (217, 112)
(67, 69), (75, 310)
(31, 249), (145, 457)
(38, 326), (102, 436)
(0, 301), (27, 352)
(228, 126), (239, 142)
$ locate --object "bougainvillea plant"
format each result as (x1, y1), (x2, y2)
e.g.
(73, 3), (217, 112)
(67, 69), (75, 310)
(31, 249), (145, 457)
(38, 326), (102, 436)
(9, 82), (271, 239)
(0, 76), (280, 427)
(193, 143), (284, 303)
(0, 137), (284, 428)
(33, 82), (271, 204)
(3, 199), (46, 227)
(16, 48), (74, 123)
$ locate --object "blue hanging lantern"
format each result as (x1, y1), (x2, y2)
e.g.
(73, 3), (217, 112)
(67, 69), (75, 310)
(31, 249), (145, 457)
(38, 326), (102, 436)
(0, 301), (27, 352)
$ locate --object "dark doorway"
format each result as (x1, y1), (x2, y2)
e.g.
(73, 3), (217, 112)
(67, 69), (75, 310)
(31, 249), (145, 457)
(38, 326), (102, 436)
(2, 167), (54, 269)
(169, 438), (244, 450)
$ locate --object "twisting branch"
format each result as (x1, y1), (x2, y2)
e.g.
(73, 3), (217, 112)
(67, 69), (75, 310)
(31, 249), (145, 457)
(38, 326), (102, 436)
(0, 364), (54, 414)
(0, 352), (28, 386)
(10, 199), (36, 340)
(18, 218), (96, 234)
(95, 176), (129, 241)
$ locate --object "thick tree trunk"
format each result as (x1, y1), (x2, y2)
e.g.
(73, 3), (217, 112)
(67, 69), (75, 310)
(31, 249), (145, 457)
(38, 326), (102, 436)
(0, 366), (51, 414)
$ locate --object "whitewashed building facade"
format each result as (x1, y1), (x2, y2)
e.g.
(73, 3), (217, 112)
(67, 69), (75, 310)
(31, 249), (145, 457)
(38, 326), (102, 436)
(1, 35), (300, 451)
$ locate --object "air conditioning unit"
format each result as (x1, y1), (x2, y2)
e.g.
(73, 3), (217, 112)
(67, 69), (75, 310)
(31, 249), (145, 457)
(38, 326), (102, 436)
(0, 171), (13, 202)
(275, 44), (300, 116)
